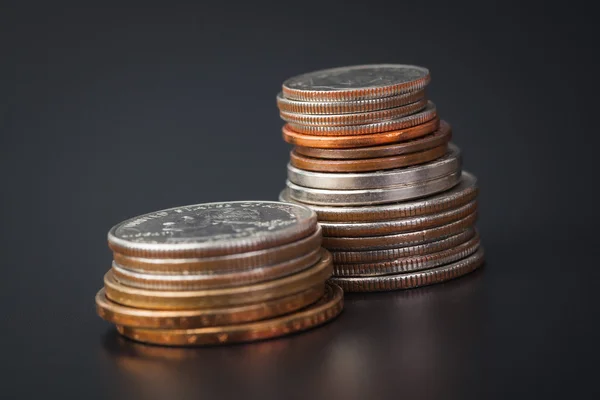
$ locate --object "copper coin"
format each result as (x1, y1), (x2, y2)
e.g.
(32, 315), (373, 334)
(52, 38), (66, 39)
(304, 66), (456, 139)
(294, 120), (451, 159)
(282, 118), (439, 149)
(95, 285), (325, 329)
(289, 143), (448, 173)
(116, 283), (344, 346)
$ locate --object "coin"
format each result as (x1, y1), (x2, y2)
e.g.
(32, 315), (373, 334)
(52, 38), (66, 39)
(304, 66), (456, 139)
(320, 200), (476, 237)
(279, 171), (477, 222)
(105, 249), (333, 310)
(330, 229), (476, 263)
(289, 144), (448, 173)
(279, 98), (428, 126)
(282, 118), (439, 149)
(288, 102), (437, 136)
(282, 64), (430, 101)
(116, 283), (343, 346)
(329, 248), (484, 292)
(276, 89), (426, 115)
(294, 120), (451, 159)
(323, 212), (477, 250)
(333, 232), (480, 276)
(287, 144), (460, 190)
(108, 201), (317, 259)
(111, 248), (322, 290)
(95, 285), (325, 329)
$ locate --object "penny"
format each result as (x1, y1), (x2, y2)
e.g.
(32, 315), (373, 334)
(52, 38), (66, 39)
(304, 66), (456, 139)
(333, 232), (480, 276)
(320, 200), (477, 237)
(276, 89), (426, 115)
(330, 229), (476, 263)
(111, 248), (322, 290)
(112, 226), (322, 274)
(282, 64), (430, 101)
(95, 285), (325, 329)
(288, 102), (437, 136)
(294, 120), (451, 159)
(279, 98), (427, 126)
(116, 283), (344, 346)
(282, 118), (439, 149)
(279, 171), (478, 222)
(329, 248), (484, 292)
(108, 201), (317, 259)
(289, 144), (447, 173)
(287, 144), (460, 190)
(322, 212), (477, 250)
(104, 249), (333, 310)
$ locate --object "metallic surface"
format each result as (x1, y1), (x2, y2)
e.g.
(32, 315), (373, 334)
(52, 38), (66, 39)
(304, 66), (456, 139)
(116, 283), (344, 346)
(95, 285), (325, 329)
(329, 248), (485, 292)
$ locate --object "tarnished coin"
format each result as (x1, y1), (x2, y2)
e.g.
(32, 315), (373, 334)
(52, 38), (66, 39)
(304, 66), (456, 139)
(276, 89), (426, 115)
(294, 120), (451, 159)
(330, 229), (476, 264)
(282, 64), (430, 101)
(329, 248), (484, 292)
(108, 201), (317, 259)
(288, 102), (437, 136)
(323, 212), (477, 250)
(320, 200), (476, 237)
(280, 98), (427, 126)
(116, 283), (343, 346)
(333, 232), (480, 276)
(111, 248), (322, 290)
(279, 171), (478, 221)
(95, 285), (324, 329)
(290, 144), (447, 173)
(105, 249), (333, 310)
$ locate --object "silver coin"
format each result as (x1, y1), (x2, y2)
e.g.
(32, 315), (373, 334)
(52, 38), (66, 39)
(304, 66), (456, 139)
(108, 201), (317, 258)
(279, 171), (478, 221)
(287, 143), (461, 190)
(282, 64), (430, 101)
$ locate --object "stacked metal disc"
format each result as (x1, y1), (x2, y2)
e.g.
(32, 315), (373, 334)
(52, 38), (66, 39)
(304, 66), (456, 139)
(277, 64), (485, 292)
(95, 201), (343, 346)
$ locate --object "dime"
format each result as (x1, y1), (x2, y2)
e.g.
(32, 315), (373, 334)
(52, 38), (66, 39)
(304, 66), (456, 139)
(279, 172), (478, 221)
(282, 118), (439, 149)
(333, 232), (480, 276)
(279, 98), (427, 126)
(329, 248), (485, 292)
(294, 120), (451, 159)
(112, 226), (322, 274)
(276, 89), (426, 115)
(111, 248), (322, 290)
(288, 102), (437, 136)
(116, 283), (343, 346)
(104, 249), (333, 310)
(287, 144), (460, 190)
(282, 64), (430, 101)
(330, 229), (476, 263)
(322, 212), (477, 250)
(320, 200), (477, 237)
(95, 285), (325, 329)
(108, 201), (317, 259)
(289, 144), (447, 173)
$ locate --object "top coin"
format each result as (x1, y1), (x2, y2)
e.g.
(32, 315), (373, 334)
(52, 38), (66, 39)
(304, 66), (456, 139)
(282, 65), (431, 102)
(108, 201), (318, 258)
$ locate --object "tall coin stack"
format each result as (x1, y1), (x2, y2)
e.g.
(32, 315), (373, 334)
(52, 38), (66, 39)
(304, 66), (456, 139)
(95, 201), (343, 346)
(277, 65), (485, 292)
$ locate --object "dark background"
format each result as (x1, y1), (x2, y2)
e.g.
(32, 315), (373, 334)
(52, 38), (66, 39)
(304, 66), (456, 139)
(1, 0), (598, 398)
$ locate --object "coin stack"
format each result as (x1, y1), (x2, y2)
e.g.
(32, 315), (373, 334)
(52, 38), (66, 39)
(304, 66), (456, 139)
(95, 201), (343, 346)
(276, 65), (484, 292)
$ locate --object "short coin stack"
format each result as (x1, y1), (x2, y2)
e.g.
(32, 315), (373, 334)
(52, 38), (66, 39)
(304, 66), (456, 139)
(95, 201), (343, 346)
(277, 65), (484, 292)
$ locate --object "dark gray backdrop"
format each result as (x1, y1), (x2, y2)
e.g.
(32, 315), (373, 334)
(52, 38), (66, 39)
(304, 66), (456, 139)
(1, 1), (598, 399)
